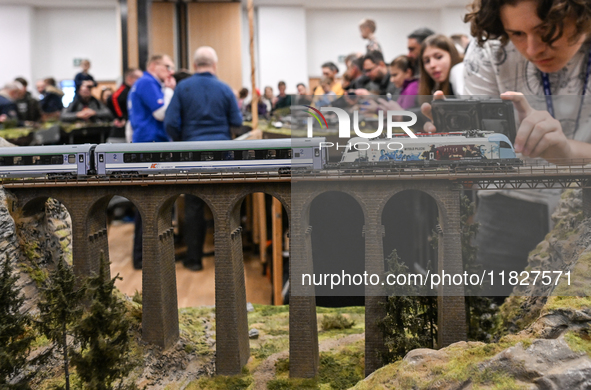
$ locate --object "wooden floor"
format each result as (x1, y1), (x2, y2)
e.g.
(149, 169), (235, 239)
(107, 222), (272, 307)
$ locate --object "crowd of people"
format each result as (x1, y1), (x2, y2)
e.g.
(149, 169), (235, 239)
(1, 0), (591, 284)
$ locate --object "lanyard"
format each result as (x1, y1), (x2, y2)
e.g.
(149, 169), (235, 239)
(541, 46), (591, 132)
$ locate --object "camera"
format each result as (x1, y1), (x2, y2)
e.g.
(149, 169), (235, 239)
(431, 99), (517, 143)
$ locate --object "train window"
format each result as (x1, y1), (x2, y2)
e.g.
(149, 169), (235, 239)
(201, 152), (214, 161)
(277, 149), (291, 159)
(233, 150), (243, 160)
(32, 156), (41, 165)
(223, 151), (234, 160)
(266, 150), (277, 159)
(0, 157), (4, 165)
(180, 152), (192, 162)
(13, 157), (23, 165)
(51, 155), (63, 165)
(68, 154), (75, 164)
(99, 154), (104, 163)
(243, 150), (255, 160)
(500, 141), (512, 149)
(294, 152), (300, 158)
(161, 152), (173, 162)
(79, 154), (84, 163)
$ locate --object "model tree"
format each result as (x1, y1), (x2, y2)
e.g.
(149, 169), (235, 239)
(71, 252), (135, 390)
(37, 256), (86, 390)
(0, 256), (34, 389)
(378, 250), (435, 363)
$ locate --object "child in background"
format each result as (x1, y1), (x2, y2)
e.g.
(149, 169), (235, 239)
(389, 55), (419, 109)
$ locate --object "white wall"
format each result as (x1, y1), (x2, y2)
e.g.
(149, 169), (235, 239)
(0, 5), (34, 87)
(32, 7), (120, 84)
(440, 7), (471, 38)
(256, 6), (308, 94)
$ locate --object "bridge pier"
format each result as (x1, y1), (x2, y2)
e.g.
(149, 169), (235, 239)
(364, 219), (387, 376)
(437, 193), (467, 347)
(289, 193), (319, 378)
(210, 192), (250, 375)
(141, 195), (180, 349)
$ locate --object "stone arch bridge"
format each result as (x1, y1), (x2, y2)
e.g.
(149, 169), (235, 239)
(6, 170), (591, 378)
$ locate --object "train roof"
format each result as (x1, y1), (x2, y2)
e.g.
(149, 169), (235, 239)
(94, 138), (326, 153)
(0, 144), (95, 155)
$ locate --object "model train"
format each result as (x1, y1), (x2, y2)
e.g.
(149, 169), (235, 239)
(0, 131), (520, 179)
(340, 130), (522, 168)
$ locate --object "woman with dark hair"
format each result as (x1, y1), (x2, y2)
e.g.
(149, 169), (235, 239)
(426, 0), (591, 297)
(418, 34), (463, 98)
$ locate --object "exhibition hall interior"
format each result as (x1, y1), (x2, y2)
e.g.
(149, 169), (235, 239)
(2, 0), (591, 388)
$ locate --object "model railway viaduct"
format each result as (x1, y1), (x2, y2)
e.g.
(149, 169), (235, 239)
(4, 166), (591, 378)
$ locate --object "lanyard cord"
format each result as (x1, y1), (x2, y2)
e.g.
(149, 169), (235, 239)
(541, 46), (591, 133)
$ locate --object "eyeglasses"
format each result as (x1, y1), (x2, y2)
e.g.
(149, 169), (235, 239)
(158, 63), (175, 72)
(363, 65), (377, 74)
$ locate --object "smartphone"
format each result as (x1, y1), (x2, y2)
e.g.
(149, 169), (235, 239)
(431, 99), (517, 143)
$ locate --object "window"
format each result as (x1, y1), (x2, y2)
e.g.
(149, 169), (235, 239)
(243, 150), (255, 160)
(180, 152), (192, 161)
(266, 150), (277, 159)
(51, 155), (63, 165)
(32, 156), (41, 165)
(68, 154), (76, 164)
(500, 141), (512, 149)
(13, 157), (23, 165)
(201, 152), (214, 161)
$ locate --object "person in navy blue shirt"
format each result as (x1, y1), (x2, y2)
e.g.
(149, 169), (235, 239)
(164, 48), (242, 142)
(164, 46), (243, 271)
(74, 59), (97, 97)
(127, 54), (176, 269)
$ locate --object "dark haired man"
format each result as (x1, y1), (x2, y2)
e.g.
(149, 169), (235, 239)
(273, 81), (292, 111)
(61, 80), (112, 123)
(453, 0), (591, 296)
(14, 77), (41, 122)
(355, 50), (397, 96)
(313, 62), (345, 96)
(408, 27), (436, 74)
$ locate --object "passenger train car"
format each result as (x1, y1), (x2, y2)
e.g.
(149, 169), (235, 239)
(94, 138), (325, 176)
(0, 144), (94, 178)
(339, 131), (521, 167)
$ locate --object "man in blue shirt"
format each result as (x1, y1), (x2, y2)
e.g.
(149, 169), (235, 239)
(129, 54), (176, 143)
(164, 46), (243, 271)
(127, 54), (176, 269)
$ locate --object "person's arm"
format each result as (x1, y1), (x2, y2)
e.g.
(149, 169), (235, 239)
(164, 90), (182, 141)
(227, 88), (244, 129)
(91, 100), (114, 122)
(60, 100), (79, 122)
(501, 92), (591, 164)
